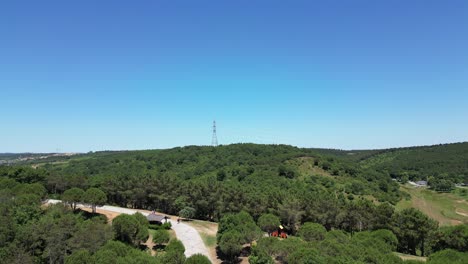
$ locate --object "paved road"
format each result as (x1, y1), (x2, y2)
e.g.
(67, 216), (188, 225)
(46, 199), (212, 261)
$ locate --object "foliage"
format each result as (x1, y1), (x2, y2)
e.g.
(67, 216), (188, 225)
(184, 254), (211, 264)
(83, 188), (107, 213)
(62, 187), (84, 210)
(112, 214), (148, 247)
(1, 142), (467, 263)
(257, 213), (281, 235)
(217, 211), (262, 245)
(179, 206), (196, 220)
(297, 222), (327, 242)
(218, 230), (243, 262)
(431, 224), (468, 253)
(152, 229), (170, 246)
(65, 249), (93, 264)
(392, 208), (438, 256)
(41, 144), (404, 223)
(427, 249), (468, 264)
(287, 248), (324, 264)
(161, 239), (185, 264)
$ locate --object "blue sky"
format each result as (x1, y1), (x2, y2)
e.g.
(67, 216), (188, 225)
(1, 0), (467, 152)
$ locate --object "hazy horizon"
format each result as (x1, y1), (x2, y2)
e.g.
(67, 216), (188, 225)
(2, 140), (468, 155)
(1, 1), (468, 152)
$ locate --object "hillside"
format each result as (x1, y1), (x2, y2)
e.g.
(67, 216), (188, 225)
(36, 144), (397, 219)
(311, 142), (468, 184)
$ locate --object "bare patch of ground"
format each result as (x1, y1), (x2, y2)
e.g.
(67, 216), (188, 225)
(79, 207), (121, 223)
(395, 252), (427, 262)
(456, 209), (468, 217)
(143, 232), (156, 256)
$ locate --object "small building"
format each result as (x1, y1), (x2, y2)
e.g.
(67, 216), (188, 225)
(147, 212), (167, 224)
(415, 181), (428, 187)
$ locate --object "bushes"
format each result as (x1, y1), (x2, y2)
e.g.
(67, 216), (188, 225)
(427, 249), (468, 264)
(162, 239), (185, 264)
(288, 248), (324, 264)
(297, 222), (326, 242)
(431, 224), (468, 253)
(185, 254), (211, 264)
(152, 229), (170, 246)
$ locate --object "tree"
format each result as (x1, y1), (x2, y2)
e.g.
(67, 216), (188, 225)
(287, 248), (324, 264)
(370, 229), (398, 252)
(152, 229), (170, 247)
(62, 187), (84, 210)
(179, 206), (196, 220)
(162, 239), (185, 264)
(219, 230), (243, 262)
(392, 208), (438, 256)
(428, 249), (468, 264)
(112, 214), (148, 246)
(0, 204), (15, 247)
(133, 212), (149, 228)
(297, 222), (326, 242)
(185, 254), (211, 264)
(83, 188), (107, 214)
(65, 249), (93, 264)
(432, 224), (468, 253)
(69, 218), (113, 253)
(278, 197), (304, 233)
(257, 213), (281, 236)
(373, 203), (395, 230)
(251, 237), (279, 261)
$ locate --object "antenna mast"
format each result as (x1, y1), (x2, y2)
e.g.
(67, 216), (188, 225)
(212, 120), (218, 147)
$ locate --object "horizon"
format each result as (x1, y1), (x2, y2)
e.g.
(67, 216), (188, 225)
(1, 1), (468, 152)
(2, 140), (467, 155)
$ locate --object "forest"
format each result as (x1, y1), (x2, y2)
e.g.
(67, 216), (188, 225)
(1, 142), (467, 263)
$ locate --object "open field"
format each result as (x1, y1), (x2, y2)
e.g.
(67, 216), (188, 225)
(397, 184), (468, 226)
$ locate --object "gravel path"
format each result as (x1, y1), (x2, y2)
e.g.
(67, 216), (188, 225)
(46, 199), (212, 261)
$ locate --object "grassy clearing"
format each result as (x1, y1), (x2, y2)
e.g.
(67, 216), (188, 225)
(200, 233), (217, 247)
(397, 184), (468, 226)
(288, 157), (334, 179)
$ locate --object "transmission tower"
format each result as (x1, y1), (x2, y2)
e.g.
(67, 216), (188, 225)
(211, 120), (218, 147)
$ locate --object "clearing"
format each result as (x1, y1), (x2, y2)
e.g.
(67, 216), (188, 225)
(397, 184), (468, 226)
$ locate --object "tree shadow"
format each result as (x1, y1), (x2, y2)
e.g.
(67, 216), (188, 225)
(75, 208), (108, 222)
(216, 246), (242, 264)
(152, 244), (167, 251)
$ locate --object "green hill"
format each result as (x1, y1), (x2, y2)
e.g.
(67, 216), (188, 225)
(311, 142), (468, 184)
(31, 144), (400, 220)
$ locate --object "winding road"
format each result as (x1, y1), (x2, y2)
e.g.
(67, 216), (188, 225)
(46, 200), (212, 262)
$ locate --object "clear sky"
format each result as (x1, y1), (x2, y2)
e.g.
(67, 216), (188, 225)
(1, 0), (467, 152)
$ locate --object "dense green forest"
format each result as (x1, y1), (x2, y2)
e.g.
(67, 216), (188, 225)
(1, 142), (468, 263)
(314, 142), (468, 191)
(40, 144), (403, 219)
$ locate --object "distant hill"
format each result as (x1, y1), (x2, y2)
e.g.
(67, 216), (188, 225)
(311, 142), (468, 184)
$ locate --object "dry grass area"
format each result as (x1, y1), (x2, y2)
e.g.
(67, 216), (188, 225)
(397, 184), (468, 226)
